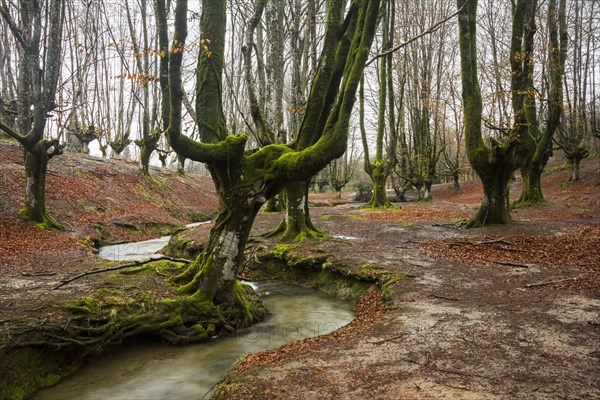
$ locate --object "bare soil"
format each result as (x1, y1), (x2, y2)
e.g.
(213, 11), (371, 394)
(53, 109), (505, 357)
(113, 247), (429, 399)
(215, 158), (600, 399)
(1, 140), (599, 399)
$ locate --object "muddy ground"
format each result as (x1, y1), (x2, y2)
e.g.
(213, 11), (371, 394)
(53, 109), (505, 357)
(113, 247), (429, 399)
(0, 141), (599, 399)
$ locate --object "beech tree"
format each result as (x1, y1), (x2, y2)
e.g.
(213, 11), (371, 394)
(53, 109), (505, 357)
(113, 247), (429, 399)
(457, 0), (556, 226)
(514, 0), (568, 205)
(457, 0), (518, 226)
(359, 0), (397, 208)
(155, 0), (380, 318)
(0, 0), (66, 228)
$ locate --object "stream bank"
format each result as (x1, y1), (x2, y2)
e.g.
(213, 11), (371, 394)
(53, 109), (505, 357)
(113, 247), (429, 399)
(1, 221), (387, 400)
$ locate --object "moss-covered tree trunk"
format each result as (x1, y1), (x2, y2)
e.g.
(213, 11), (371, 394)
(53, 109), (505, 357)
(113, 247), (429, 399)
(518, 163), (544, 203)
(453, 172), (460, 193)
(471, 166), (512, 226)
(281, 180), (322, 240)
(568, 156), (581, 181)
(156, 0), (381, 326)
(175, 195), (261, 305)
(20, 145), (60, 228)
(138, 136), (159, 177)
(419, 180), (433, 202)
(367, 164), (392, 208)
(515, 0), (567, 205)
(457, 0), (521, 227)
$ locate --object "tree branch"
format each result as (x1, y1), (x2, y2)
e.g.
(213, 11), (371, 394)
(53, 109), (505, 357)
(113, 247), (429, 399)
(366, 1), (467, 67)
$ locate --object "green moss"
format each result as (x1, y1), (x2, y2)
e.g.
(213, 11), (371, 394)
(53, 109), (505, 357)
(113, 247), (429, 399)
(0, 347), (80, 400)
(359, 263), (384, 271)
(270, 244), (298, 259)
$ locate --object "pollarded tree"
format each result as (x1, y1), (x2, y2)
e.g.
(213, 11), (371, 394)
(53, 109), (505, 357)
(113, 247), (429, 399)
(0, 0), (65, 229)
(456, 0), (522, 226)
(156, 0), (380, 320)
(514, 0), (568, 205)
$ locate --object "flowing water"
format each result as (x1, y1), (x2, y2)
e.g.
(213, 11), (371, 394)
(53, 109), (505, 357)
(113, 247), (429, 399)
(36, 224), (354, 399)
(97, 221), (211, 261)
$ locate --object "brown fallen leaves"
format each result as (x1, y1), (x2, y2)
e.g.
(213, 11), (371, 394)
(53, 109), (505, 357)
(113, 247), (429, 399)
(422, 225), (600, 293)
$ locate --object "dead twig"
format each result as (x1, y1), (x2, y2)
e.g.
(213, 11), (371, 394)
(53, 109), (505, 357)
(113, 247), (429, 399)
(431, 294), (461, 301)
(368, 333), (409, 345)
(21, 272), (56, 277)
(486, 259), (530, 268)
(52, 255), (191, 290)
(523, 277), (580, 289)
(498, 247), (528, 253)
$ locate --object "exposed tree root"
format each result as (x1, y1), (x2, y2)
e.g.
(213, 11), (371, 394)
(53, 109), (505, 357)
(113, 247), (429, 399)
(53, 256), (191, 290)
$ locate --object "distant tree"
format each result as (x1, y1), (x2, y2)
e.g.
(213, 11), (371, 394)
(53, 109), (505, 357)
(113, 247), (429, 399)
(514, 0), (568, 205)
(0, 0), (66, 228)
(360, 0), (397, 208)
(328, 129), (361, 198)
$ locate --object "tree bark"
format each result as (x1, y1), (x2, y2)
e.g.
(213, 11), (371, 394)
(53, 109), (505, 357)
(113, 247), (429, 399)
(569, 157), (581, 181)
(471, 168), (512, 226)
(19, 143), (62, 229)
(367, 164), (392, 208)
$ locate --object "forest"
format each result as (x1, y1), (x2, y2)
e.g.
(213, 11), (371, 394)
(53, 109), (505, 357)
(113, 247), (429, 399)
(0, 0), (598, 398)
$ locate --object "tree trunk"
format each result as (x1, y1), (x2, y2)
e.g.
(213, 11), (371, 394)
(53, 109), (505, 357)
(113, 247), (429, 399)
(279, 180), (323, 240)
(569, 157), (581, 181)
(516, 161), (545, 204)
(139, 139), (155, 177)
(177, 155), (186, 176)
(419, 181), (433, 202)
(468, 169), (512, 227)
(174, 194), (261, 316)
(263, 195), (282, 212)
(20, 147), (61, 229)
(453, 172), (460, 193)
(367, 166), (392, 208)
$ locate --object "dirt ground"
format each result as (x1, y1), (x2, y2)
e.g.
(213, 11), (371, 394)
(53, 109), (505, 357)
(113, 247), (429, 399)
(1, 141), (599, 399)
(215, 159), (600, 399)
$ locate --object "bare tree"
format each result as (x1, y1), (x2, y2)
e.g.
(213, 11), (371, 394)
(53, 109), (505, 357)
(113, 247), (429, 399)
(0, 0), (66, 228)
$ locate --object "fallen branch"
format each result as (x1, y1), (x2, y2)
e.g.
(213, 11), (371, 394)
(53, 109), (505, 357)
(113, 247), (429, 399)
(431, 294), (461, 301)
(523, 277), (580, 289)
(21, 272), (56, 277)
(486, 259), (530, 268)
(368, 333), (409, 345)
(498, 247), (528, 253)
(52, 255), (191, 290)
(474, 237), (514, 246)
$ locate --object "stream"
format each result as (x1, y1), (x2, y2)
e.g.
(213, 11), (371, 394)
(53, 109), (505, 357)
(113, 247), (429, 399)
(36, 224), (355, 400)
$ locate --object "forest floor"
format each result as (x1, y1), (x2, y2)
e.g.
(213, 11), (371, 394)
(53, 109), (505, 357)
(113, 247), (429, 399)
(1, 139), (599, 399)
(214, 159), (600, 399)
